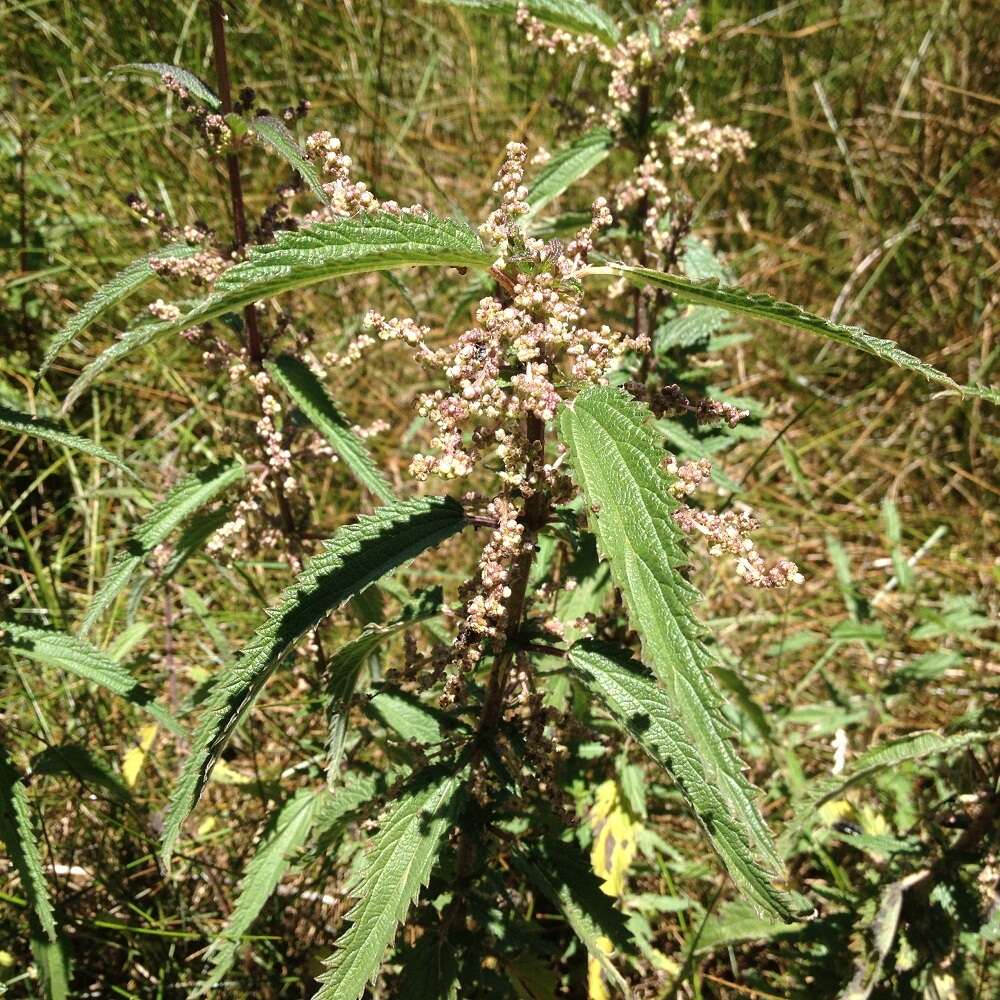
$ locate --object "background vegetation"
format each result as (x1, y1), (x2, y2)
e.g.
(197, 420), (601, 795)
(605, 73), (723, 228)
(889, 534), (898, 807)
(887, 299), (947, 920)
(2, 1), (997, 996)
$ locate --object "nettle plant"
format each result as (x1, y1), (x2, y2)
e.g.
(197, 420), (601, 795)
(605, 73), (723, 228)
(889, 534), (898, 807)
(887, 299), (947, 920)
(3, 3), (999, 998)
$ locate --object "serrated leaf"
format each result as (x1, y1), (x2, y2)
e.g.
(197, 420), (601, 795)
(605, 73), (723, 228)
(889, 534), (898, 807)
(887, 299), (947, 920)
(315, 766), (464, 1000)
(559, 387), (792, 920)
(324, 590), (442, 781)
(569, 642), (794, 920)
(419, 0), (619, 44)
(40, 242), (198, 377)
(0, 747), (58, 943)
(81, 460), (245, 636)
(110, 63), (220, 108)
(1, 624), (181, 735)
(512, 838), (631, 996)
(159, 497), (467, 868)
(366, 688), (450, 745)
(305, 772), (385, 864)
(63, 211), (493, 410)
(198, 787), (323, 994)
(0, 404), (134, 478)
(248, 116), (330, 205)
(267, 354), (394, 503)
(523, 129), (613, 225)
(591, 263), (999, 401)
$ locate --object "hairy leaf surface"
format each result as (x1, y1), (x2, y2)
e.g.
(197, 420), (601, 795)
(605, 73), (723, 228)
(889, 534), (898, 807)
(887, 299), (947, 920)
(419, 0), (619, 44)
(315, 766), (464, 1000)
(569, 642), (795, 919)
(248, 116), (330, 204)
(0, 404), (134, 478)
(110, 63), (220, 108)
(0, 747), (58, 942)
(63, 212), (493, 408)
(81, 460), (245, 635)
(592, 263), (999, 401)
(524, 129), (613, 224)
(2, 624), (180, 734)
(159, 497), (467, 867)
(41, 243), (198, 376)
(559, 387), (792, 919)
(199, 787), (323, 993)
(268, 354), (394, 503)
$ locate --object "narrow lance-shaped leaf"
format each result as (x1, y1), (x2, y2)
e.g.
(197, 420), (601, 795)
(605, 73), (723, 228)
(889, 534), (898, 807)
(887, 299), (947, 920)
(315, 766), (465, 1000)
(512, 838), (632, 996)
(248, 116), (330, 205)
(267, 354), (394, 503)
(109, 63), (220, 108)
(197, 787), (323, 994)
(80, 460), (245, 636)
(159, 496), (468, 868)
(569, 642), (795, 919)
(0, 747), (58, 943)
(40, 242), (198, 376)
(588, 262), (1000, 403)
(2, 624), (181, 735)
(325, 589), (443, 782)
(30, 745), (132, 805)
(418, 0), (620, 45)
(523, 129), (614, 225)
(0, 404), (135, 479)
(559, 387), (793, 920)
(63, 212), (494, 411)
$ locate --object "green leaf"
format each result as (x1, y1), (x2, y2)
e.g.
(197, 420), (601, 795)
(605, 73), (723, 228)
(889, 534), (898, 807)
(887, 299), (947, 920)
(0, 747), (58, 942)
(590, 263), (999, 401)
(159, 497), (467, 869)
(63, 211), (493, 409)
(366, 689), (450, 745)
(198, 787), (323, 994)
(0, 404), (134, 478)
(81, 460), (245, 636)
(523, 129), (613, 225)
(30, 745), (131, 805)
(40, 243), (199, 377)
(315, 766), (465, 1000)
(267, 354), (394, 503)
(419, 0), (620, 45)
(512, 838), (632, 996)
(248, 116), (330, 205)
(396, 932), (461, 999)
(558, 387), (792, 920)
(109, 63), (220, 109)
(324, 590), (443, 780)
(306, 773), (385, 864)
(1, 624), (181, 735)
(569, 642), (795, 920)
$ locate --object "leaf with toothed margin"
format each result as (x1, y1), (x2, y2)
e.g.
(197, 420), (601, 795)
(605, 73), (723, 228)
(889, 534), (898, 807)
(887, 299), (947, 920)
(248, 116), (330, 205)
(418, 0), (619, 45)
(80, 460), (245, 636)
(588, 263), (999, 403)
(267, 354), (394, 504)
(62, 211), (493, 411)
(569, 641), (796, 920)
(0, 404), (135, 478)
(109, 63), (220, 108)
(40, 243), (198, 377)
(523, 129), (614, 225)
(1, 624), (181, 735)
(158, 497), (468, 869)
(559, 387), (794, 920)
(314, 765), (465, 1000)
(196, 787), (323, 994)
